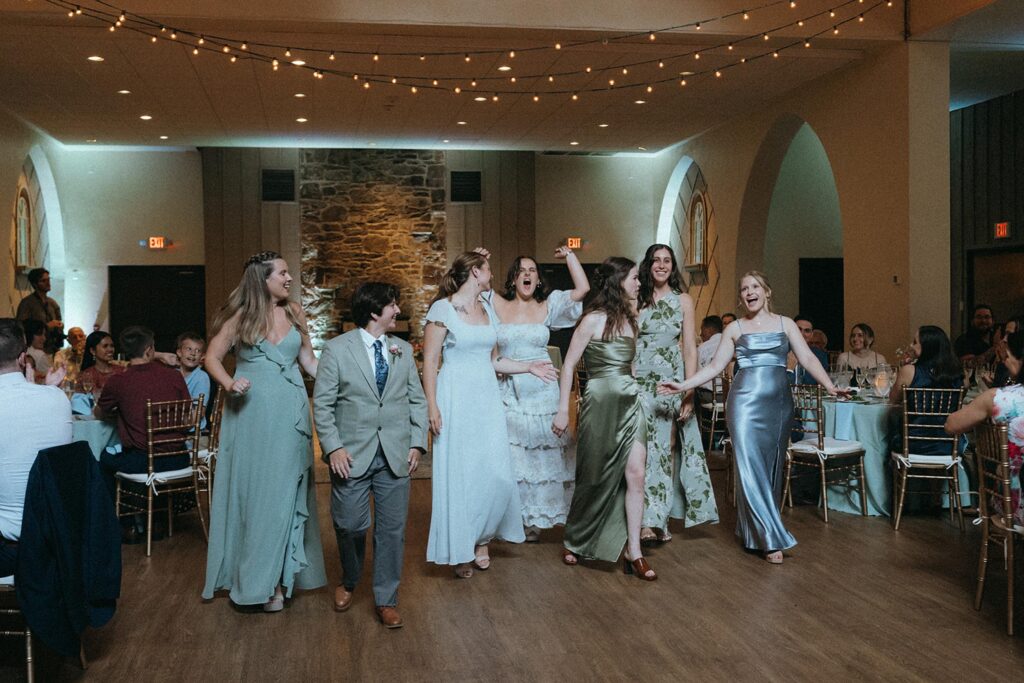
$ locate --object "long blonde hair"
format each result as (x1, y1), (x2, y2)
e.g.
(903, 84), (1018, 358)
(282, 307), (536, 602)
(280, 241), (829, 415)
(433, 251), (488, 304)
(737, 270), (774, 313)
(211, 251), (302, 345)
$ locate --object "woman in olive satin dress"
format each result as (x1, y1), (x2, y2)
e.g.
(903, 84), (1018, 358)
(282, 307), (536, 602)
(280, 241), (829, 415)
(660, 272), (840, 564)
(552, 257), (655, 580)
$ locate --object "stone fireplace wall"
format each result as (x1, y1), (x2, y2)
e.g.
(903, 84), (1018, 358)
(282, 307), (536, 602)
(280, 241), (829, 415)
(299, 149), (446, 349)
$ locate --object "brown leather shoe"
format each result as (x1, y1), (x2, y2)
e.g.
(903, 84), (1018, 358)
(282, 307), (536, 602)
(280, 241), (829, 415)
(333, 586), (354, 612)
(375, 606), (403, 629)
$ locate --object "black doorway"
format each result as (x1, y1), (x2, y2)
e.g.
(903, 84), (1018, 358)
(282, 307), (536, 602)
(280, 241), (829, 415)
(108, 265), (206, 352)
(538, 262), (601, 361)
(798, 258), (843, 351)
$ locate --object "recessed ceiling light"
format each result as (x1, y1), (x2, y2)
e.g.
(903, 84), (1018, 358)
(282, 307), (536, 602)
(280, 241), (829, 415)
(296, 117), (308, 123)
(497, 65), (512, 71)
(87, 55), (104, 62)
(294, 93), (306, 98)
(680, 71), (695, 76)
(86, 138), (98, 143)
(457, 121), (467, 125)
(368, 142), (377, 147)
(291, 60), (306, 66)
(117, 89), (131, 94)
(638, 146), (647, 151)
(634, 99), (646, 104)
(569, 141), (579, 146)
(473, 96), (487, 102)
(159, 135), (168, 140)
(442, 139), (450, 143)
(139, 114), (152, 120)
(598, 123), (609, 128)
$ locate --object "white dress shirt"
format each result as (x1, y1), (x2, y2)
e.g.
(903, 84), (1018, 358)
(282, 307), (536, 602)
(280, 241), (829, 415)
(0, 371), (73, 543)
(698, 333), (722, 391)
(359, 328), (390, 378)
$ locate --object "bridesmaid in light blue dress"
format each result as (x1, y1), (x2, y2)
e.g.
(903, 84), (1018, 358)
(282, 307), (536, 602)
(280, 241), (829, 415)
(491, 246), (588, 539)
(421, 251), (558, 578)
(659, 271), (840, 564)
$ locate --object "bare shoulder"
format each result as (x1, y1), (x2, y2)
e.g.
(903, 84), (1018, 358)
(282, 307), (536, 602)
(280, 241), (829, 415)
(288, 301), (307, 320)
(678, 291), (695, 308)
(579, 311), (605, 330)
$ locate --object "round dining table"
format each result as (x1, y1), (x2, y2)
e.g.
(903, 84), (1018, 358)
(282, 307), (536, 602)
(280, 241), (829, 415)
(72, 415), (119, 460)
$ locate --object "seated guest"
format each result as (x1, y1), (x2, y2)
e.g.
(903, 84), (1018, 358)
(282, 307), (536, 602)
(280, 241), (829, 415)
(54, 325), (86, 376)
(946, 330), (1024, 528)
(890, 325), (963, 455)
(698, 315), (724, 394)
(991, 316), (1023, 388)
(22, 319), (51, 383)
(176, 331), (210, 428)
(954, 303), (995, 363)
(79, 330), (125, 394)
(836, 323), (887, 370)
(95, 326), (192, 497)
(720, 312), (736, 326)
(0, 319), (73, 577)
(789, 315), (829, 385)
(810, 329), (828, 351)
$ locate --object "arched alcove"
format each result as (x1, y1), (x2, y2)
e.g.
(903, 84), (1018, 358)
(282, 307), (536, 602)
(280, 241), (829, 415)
(735, 115), (842, 341)
(656, 156), (721, 316)
(9, 145), (66, 314)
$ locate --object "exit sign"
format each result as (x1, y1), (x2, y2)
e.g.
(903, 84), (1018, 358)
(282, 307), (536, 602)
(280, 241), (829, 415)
(994, 222), (1010, 239)
(148, 236), (167, 249)
(566, 237), (583, 249)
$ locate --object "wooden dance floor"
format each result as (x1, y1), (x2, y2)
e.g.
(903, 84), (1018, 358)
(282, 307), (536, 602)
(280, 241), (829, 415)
(3, 459), (1023, 681)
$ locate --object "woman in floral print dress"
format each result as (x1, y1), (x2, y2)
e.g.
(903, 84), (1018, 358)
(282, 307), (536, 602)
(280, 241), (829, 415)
(947, 330), (1024, 527)
(635, 244), (718, 543)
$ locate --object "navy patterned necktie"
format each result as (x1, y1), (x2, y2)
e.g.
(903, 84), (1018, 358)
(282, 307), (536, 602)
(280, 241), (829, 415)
(373, 339), (388, 395)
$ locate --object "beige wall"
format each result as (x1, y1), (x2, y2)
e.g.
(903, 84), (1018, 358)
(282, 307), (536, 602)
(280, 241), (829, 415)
(1, 110), (43, 316)
(533, 41), (951, 360)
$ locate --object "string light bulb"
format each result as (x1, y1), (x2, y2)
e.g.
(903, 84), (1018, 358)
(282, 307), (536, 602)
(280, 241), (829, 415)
(454, 86), (461, 93)
(222, 45), (230, 53)
(410, 86), (417, 93)
(285, 49), (292, 57)
(192, 47), (199, 55)
(646, 84), (653, 93)
(657, 61), (664, 68)
(695, 22), (701, 30)
(715, 70), (722, 77)
(373, 53), (379, 61)
(119, 11), (126, 22)
(170, 31), (177, 39)
(230, 55), (237, 63)
(571, 93), (579, 101)
(509, 50), (516, 58)
(363, 81), (370, 89)
(150, 36), (157, 43)
(532, 94), (539, 102)
(622, 68), (628, 75)
(76, 6), (82, 14)
(859, 14), (865, 22)
(241, 42), (248, 50)
(464, 54), (471, 62)
(555, 42), (562, 50)
(743, 11), (749, 20)
(329, 52), (335, 60)
(198, 36), (205, 45)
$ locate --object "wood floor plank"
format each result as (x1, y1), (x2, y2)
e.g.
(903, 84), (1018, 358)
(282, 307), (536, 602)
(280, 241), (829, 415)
(2, 457), (1023, 681)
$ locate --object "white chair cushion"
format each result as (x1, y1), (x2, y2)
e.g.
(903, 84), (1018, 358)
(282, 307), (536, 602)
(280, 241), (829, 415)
(115, 466), (196, 484)
(890, 451), (959, 466)
(197, 448), (215, 464)
(791, 436), (864, 456)
(701, 402), (725, 411)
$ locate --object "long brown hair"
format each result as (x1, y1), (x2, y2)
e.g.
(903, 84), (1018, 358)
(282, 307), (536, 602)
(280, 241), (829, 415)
(211, 251), (302, 346)
(637, 243), (684, 309)
(583, 256), (638, 340)
(433, 251), (488, 304)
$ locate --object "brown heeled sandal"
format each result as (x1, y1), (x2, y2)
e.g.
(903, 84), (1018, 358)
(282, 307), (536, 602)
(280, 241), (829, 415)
(562, 548), (579, 566)
(623, 556), (657, 581)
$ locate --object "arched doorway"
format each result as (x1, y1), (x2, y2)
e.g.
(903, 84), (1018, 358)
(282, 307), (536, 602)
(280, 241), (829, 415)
(735, 115), (842, 346)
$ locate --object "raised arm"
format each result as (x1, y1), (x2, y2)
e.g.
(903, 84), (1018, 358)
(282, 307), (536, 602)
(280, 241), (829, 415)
(556, 246), (590, 302)
(551, 314), (600, 436)
(422, 320), (446, 435)
(783, 317), (838, 393)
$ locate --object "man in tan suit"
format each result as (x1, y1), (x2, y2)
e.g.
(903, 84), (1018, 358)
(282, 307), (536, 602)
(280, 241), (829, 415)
(313, 282), (427, 629)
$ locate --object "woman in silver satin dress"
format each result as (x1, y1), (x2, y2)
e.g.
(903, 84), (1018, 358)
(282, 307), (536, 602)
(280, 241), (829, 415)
(658, 271), (840, 563)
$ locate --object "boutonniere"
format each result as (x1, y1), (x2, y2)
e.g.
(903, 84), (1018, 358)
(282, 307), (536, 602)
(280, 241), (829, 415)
(388, 343), (402, 359)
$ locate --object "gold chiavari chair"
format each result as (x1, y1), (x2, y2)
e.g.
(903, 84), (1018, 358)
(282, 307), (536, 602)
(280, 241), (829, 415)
(783, 384), (868, 523)
(973, 422), (1021, 635)
(0, 583), (34, 682)
(890, 386), (966, 531)
(197, 386), (226, 509)
(698, 372), (734, 504)
(115, 395), (207, 556)
(570, 355), (588, 438)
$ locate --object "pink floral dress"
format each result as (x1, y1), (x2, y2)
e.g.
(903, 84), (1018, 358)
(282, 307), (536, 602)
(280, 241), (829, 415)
(991, 384), (1024, 527)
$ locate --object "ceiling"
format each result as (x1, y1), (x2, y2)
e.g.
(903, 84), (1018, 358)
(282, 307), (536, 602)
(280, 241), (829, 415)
(0, 0), (1017, 152)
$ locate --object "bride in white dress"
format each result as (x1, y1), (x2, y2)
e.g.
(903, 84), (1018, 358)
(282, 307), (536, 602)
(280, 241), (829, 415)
(490, 246), (589, 540)
(422, 251), (557, 578)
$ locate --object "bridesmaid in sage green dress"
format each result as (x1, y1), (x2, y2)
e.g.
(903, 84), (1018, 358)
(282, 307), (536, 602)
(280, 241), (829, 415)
(636, 244), (718, 543)
(552, 257), (656, 580)
(202, 252), (326, 610)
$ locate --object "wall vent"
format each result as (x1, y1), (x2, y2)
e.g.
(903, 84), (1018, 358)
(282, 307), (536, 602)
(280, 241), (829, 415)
(261, 169), (295, 202)
(449, 170), (482, 203)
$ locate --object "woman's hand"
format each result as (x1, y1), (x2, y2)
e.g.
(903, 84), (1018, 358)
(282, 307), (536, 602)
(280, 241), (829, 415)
(554, 246), (573, 259)
(678, 390), (694, 422)
(45, 365), (67, 387)
(658, 380), (687, 396)
(230, 377), (251, 396)
(551, 409), (569, 437)
(428, 405), (442, 435)
(472, 246), (491, 260)
(528, 360), (558, 383)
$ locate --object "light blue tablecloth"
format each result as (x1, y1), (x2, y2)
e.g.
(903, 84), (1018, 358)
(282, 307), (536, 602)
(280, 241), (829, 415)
(72, 416), (119, 460)
(822, 399), (971, 517)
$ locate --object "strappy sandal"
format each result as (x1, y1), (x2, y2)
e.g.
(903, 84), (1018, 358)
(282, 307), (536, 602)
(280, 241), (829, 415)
(454, 563), (474, 579)
(765, 551), (783, 565)
(623, 555), (657, 581)
(561, 548), (579, 566)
